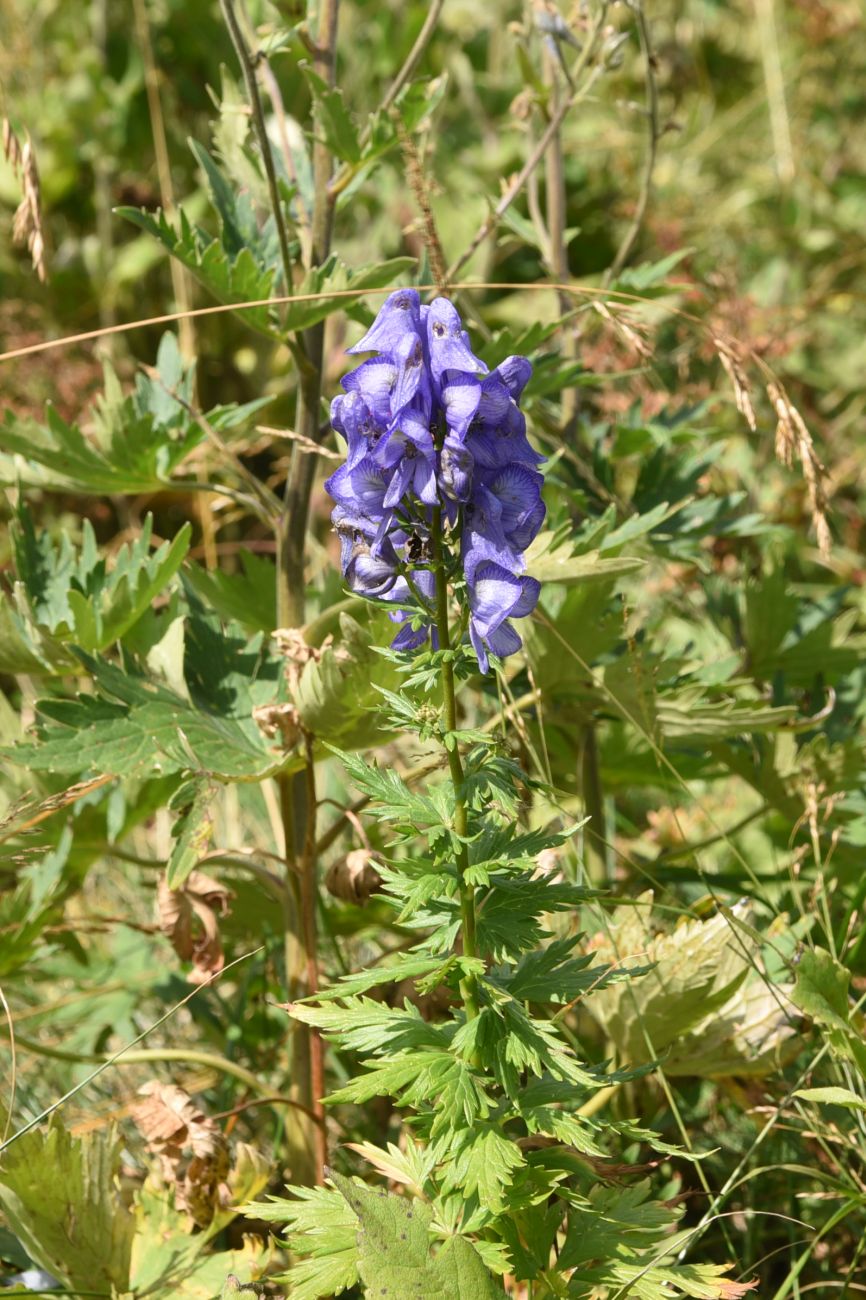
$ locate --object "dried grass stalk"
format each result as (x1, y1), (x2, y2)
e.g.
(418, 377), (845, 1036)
(3, 118), (47, 281)
(766, 379), (831, 557)
(714, 336), (757, 432)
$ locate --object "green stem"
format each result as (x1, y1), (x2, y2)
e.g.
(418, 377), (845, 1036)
(431, 507), (479, 1023)
(270, 0), (339, 1188)
(580, 721), (607, 884)
(219, 0), (295, 298)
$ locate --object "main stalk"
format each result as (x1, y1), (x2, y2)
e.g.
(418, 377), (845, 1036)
(431, 505), (479, 1023)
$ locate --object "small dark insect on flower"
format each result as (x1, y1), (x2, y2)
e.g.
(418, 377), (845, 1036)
(325, 291), (545, 671)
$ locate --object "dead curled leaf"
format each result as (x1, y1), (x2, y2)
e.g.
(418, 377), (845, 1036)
(157, 870), (231, 984)
(252, 701), (301, 749)
(132, 1081), (230, 1227)
(324, 848), (383, 904)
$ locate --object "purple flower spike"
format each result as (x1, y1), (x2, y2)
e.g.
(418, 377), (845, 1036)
(326, 291), (545, 671)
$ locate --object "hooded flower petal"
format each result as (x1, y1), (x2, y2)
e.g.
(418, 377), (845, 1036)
(391, 331), (429, 414)
(325, 457), (391, 516)
(342, 358), (398, 427)
(485, 620), (523, 658)
(467, 561), (523, 636)
(483, 463), (544, 534)
(332, 391), (381, 470)
(508, 497), (546, 550)
(494, 355), (533, 400)
(347, 288), (422, 354)
(427, 297), (485, 385)
(346, 547), (399, 597)
(440, 434), (474, 501)
(511, 574), (541, 618)
(441, 369), (482, 439)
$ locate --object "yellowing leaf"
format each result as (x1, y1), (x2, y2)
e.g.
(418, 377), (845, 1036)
(0, 1120), (133, 1294)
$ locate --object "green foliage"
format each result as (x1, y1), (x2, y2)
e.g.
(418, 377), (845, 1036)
(6, 507), (190, 670)
(6, 611), (292, 782)
(2, 0), (866, 1295)
(586, 892), (800, 1076)
(0, 333), (268, 494)
(332, 1172), (508, 1299)
(166, 775), (215, 888)
(0, 1122), (134, 1294)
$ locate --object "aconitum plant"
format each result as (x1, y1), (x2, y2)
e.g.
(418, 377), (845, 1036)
(250, 295), (750, 1300)
(325, 290), (543, 673)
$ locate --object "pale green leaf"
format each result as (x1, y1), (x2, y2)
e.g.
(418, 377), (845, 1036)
(330, 1173), (508, 1299)
(0, 1121), (133, 1294)
(793, 1085), (866, 1110)
(166, 776), (215, 889)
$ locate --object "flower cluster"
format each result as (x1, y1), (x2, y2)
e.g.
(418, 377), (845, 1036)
(325, 291), (545, 672)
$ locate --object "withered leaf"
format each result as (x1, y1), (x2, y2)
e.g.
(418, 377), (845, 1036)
(157, 869), (231, 984)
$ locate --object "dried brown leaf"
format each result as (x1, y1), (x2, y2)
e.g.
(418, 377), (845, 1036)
(132, 1081), (230, 1227)
(157, 870), (231, 984)
(325, 848), (383, 904)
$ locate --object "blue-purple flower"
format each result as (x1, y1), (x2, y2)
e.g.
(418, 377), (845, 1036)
(325, 291), (545, 672)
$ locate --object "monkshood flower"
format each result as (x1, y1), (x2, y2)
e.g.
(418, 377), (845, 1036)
(325, 290), (546, 672)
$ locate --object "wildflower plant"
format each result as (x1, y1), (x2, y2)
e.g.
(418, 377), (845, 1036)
(5, 0), (852, 1292)
(248, 295), (753, 1300)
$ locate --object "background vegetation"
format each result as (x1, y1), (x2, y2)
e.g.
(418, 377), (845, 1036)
(1, 0), (865, 1295)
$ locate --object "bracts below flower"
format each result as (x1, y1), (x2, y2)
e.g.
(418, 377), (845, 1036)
(325, 290), (545, 672)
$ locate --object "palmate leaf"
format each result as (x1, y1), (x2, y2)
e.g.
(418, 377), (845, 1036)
(10, 508), (191, 659)
(132, 1184), (267, 1299)
(790, 947), (850, 1032)
(183, 552), (277, 634)
(559, 1180), (678, 1270)
(656, 691), (798, 739)
(601, 1261), (758, 1299)
(5, 613), (294, 783)
(0, 332), (269, 494)
(289, 997), (447, 1056)
(330, 1173), (508, 1300)
(0, 1120), (134, 1294)
(501, 935), (632, 1004)
(119, 206), (280, 336)
(245, 1185), (360, 1300)
(474, 877), (594, 960)
(332, 744), (445, 829)
(438, 1126), (525, 1214)
(585, 893), (798, 1076)
(308, 953), (447, 1003)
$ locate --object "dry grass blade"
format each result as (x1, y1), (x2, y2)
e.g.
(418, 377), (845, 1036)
(3, 119), (47, 281)
(0, 776), (115, 843)
(257, 423), (342, 460)
(593, 299), (654, 360)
